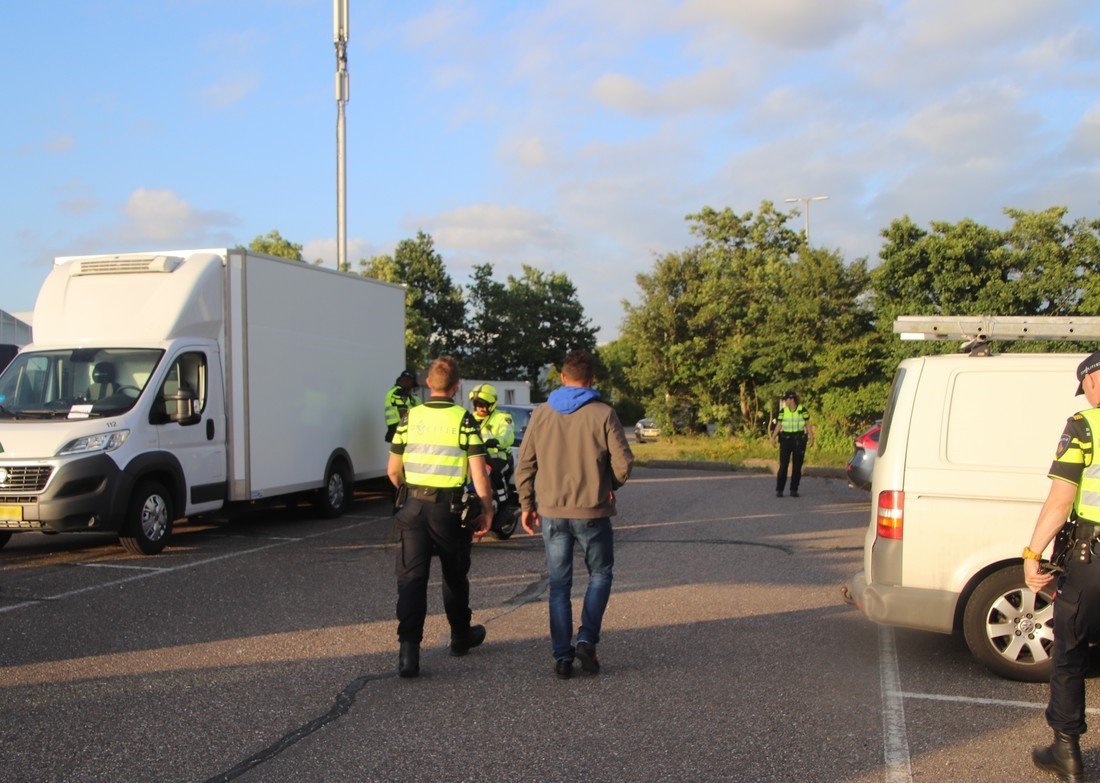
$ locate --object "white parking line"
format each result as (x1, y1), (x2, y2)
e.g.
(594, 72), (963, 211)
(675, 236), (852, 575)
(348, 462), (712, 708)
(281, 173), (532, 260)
(0, 518), (379, 614)
(79, 563), (165, 572)
(880, 625), (914, 783)
(898, 691), (1100, 715)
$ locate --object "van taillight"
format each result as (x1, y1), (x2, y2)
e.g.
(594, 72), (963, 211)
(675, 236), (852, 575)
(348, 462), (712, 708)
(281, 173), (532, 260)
(877, 490), (904, 540)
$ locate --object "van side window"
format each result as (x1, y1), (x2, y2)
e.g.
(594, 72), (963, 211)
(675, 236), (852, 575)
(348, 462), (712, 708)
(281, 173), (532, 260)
(153, 352), (207, 422)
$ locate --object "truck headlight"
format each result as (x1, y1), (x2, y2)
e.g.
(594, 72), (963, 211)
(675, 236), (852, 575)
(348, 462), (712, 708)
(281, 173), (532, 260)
(58, 430), (131, 456)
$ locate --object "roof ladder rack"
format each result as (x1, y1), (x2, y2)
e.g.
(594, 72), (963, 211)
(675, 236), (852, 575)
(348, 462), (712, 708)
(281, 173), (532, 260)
(894, 316), (1100, 354)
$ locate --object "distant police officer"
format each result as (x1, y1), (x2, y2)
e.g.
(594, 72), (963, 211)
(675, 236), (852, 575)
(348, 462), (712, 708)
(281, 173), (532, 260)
(387, 356), (494, 678)
(770, 391), (815, 497)
(384, 370), (420, 442)
(469, 383), (515, 504)
(1025, 350), (1100, 783)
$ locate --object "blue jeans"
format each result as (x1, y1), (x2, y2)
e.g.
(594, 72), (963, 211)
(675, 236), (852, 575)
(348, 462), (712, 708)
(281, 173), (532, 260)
(541, 517), (614, 661)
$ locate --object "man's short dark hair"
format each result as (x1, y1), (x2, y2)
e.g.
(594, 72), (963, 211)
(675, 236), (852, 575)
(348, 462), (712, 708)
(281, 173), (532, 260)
(561, 350), (595, 384)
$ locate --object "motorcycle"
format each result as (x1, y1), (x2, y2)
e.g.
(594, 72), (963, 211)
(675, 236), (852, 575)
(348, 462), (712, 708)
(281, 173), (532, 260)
(461, 456), (520, 540)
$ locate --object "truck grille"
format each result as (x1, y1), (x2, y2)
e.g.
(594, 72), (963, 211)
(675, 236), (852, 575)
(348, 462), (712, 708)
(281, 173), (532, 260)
(0, 465), (53, 493)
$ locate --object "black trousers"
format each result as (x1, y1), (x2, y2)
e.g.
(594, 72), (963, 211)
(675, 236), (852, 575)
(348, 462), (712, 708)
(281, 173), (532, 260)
(1047, 551), (1100, 734)
(394, 497), (474, 643)
(776, 433), (807, 493)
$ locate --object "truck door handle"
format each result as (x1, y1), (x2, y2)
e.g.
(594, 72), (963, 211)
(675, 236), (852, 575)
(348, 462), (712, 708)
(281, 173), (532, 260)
(207, 419), (215, 441)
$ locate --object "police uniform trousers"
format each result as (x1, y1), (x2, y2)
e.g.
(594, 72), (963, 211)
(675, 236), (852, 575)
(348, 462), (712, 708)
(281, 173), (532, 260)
(394, 495), (474, 644)
(1047, 551), (1100, 735)
(776, 432), (807, 493)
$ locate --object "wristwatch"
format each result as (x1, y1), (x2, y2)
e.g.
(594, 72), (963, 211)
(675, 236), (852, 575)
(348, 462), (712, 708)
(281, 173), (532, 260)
(1022, 546), (1042, 561)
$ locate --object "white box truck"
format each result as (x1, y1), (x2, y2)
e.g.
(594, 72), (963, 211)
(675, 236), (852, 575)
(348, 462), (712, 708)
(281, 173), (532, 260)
(845, 316), (1100, 681)
(0, 248), (404, 554)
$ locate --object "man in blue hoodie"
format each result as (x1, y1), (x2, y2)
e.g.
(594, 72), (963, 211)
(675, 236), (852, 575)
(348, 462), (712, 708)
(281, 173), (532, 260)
(517, 350), (634, 679)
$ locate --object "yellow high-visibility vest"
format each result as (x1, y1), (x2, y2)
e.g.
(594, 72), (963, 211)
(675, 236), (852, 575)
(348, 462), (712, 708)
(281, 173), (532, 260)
(394, 401), (482, 489)
(778, 405), (809, 434)
(1051, 407), (1100, 525)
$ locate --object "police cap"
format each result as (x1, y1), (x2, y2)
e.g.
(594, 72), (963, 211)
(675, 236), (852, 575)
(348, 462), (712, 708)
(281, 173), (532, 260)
(1075, 351), (1100, 395)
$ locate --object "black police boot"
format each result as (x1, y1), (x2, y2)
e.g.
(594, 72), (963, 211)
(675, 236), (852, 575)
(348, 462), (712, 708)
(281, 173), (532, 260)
(1032, 730), (1083, 782)
(398, 641), (420, 678)
(450, 624), (486, 656)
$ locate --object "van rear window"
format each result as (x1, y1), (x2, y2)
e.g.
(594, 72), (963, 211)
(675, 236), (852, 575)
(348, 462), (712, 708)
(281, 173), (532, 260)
(877, 367), (906, 458)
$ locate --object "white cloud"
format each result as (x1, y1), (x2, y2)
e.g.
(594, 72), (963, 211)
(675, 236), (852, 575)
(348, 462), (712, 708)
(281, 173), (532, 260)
(119, 188), (238, 244)
(678, 0), (882, 49)
(592, 67), (743, 116)
(197, 75), (259, 110)
(423, 203), (568, 254)
(44, 135), (75, 154)
(1069, 104), (1100, 158)
(303, 237), (379, 268)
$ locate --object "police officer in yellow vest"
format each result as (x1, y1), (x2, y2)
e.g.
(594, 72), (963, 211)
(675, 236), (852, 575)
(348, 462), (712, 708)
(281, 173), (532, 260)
(387, 356), (494, 678)
(384, 370), (420, 443)
(469, 383), (515, 504)
(769, 391), (815, 497)
(1025, 350), (1100, 782)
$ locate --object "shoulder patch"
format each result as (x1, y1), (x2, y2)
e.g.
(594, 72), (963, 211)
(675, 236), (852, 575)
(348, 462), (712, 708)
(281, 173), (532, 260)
(1055, 433), (1073, 459)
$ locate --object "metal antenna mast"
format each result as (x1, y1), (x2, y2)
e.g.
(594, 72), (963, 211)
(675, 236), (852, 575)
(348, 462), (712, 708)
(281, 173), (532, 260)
(334, 0), (350, 272)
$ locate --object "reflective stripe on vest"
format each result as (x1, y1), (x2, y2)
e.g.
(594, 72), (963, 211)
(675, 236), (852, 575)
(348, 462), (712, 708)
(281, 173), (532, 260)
(400, 403), (470, 489)
(778, 406), (808, 434)
(1077, 407), (1100, 524)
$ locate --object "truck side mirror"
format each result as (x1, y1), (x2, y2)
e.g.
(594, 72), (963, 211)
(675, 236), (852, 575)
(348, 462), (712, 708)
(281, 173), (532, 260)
(165, 385), (201, 426)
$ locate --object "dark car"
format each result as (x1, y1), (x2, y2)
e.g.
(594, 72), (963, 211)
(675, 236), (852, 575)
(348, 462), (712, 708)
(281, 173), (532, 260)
(846, 421), (882, 491)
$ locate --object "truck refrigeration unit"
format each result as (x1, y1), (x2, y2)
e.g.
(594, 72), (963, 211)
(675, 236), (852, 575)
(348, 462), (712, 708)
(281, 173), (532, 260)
(0, 248), (404, 554)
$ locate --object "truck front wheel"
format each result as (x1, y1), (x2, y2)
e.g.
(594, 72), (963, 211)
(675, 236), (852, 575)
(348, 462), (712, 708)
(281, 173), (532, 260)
(314, 462), (351, 518)
(119, 481), (174, 555)
(962, 565), (1054, 682)
(0, 531), (10, 550)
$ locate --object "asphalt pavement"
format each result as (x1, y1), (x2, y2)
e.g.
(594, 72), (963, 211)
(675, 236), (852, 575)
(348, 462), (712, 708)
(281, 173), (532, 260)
(0, 468), (1093, 782)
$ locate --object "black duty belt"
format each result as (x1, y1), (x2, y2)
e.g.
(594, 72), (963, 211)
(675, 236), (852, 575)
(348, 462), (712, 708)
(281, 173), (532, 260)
(407, 485), (460, 504)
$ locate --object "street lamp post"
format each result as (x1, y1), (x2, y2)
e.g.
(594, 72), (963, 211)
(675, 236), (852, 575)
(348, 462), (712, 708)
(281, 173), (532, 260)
(334, 0), (350, 272)
(784, 195), (829, 244)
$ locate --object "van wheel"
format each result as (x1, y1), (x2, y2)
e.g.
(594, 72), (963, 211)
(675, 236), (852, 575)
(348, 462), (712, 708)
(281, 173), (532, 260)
(963, 566), (1054, 682)
(314, 462), (351, 518)
(0, 531), (11, 549)
(119, 481), (173, 555)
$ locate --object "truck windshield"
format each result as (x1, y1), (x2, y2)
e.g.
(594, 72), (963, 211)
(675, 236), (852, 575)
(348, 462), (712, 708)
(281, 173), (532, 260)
(0, 348), (163, 419)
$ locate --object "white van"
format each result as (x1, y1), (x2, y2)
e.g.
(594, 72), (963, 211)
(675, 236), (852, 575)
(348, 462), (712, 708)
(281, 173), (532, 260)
(846, 316), (1100, 681)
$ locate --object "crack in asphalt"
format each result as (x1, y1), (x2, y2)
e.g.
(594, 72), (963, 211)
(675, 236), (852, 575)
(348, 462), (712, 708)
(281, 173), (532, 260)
(202, 669), (395, 783)
(202, 574), (549, 782)
(201, 537), (779, 780)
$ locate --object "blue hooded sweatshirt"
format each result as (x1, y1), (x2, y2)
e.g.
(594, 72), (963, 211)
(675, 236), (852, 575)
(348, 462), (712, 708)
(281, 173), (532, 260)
(547, 385), (601, 414)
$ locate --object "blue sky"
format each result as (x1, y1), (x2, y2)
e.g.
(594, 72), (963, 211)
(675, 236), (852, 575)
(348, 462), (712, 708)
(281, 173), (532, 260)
(4, 0), (1099, 340)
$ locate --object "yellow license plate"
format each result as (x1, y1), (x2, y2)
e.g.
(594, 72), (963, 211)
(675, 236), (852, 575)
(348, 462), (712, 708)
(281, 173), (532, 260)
(0, 504), (23, 521)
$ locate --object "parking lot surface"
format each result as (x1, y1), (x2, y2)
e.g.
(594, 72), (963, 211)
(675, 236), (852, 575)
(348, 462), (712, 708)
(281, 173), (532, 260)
(1, 468), (1095, 782)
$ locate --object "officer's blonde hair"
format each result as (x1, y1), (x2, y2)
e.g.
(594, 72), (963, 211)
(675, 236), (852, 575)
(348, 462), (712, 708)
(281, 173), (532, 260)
(427, 356), (460, 393)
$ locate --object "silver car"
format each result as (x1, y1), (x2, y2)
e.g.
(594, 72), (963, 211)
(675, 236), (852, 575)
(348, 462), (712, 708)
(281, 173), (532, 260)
(634, 418), (660, 442)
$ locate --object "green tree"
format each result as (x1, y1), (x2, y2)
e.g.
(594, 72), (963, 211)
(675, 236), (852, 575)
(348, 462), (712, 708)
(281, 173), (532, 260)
(245, 230), (304, 261)
(358, 232), (464, 367)
(462, 263), (597, 397)
(621, 201), (871, 435)
(393, 231), (465, 359)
